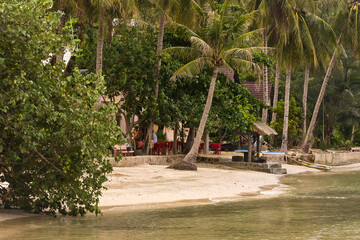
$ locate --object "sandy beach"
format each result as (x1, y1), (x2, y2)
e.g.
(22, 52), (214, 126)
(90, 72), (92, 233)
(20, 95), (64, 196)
(99, 164), (319, 211)
(3, 162), (358, 222)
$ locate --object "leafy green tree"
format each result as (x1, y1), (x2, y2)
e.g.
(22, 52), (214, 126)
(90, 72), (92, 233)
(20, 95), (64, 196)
(164, 1), (262, 165)
(101, 24), (158, 144)
(0, 0), (120, 215)
(207, 80), (263, 143)
(138, 0), (207, 154)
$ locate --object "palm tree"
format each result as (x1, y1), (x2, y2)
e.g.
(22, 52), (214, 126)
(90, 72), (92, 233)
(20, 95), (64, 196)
(140, 0), (206, 154)
(279, 5), (323, 153)
(301, 0), (360, 153)
(90, 0), (136, 74)
(298, 9), (336, 141)
(164, 2), (262, 165)
(245, 0), (296, 123)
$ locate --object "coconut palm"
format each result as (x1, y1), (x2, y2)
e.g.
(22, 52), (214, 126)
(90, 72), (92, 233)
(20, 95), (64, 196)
(301, 0), (360, 152)
(90, 0), (136, 74)
(245, 0), (296, 123)
(279, 4), (325, 153)
(139, 0), (207, 154)
(298, 8), (336, 140)
(164, 2), (262, 165)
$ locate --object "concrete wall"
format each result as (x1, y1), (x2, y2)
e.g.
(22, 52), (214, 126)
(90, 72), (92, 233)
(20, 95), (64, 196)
(314, 152), (360, 165)
(110, 155), (184, 167)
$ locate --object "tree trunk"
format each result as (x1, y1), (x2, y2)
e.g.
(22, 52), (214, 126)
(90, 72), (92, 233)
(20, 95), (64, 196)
(351, 125), (356, 144)
(106, 15), (113, 47)
(280, 66), (291, 153)
(301, 50), (337, 153)
(302, 64), (310, 139)
(261, 27), (269, 123)
(55, 0), (65, 63)
(248, 132), (252, 163)
(204, 129), (209, 154)
(173, 124), (179, 154)
(272, 61), (281, 122)
(270, 62), (280, 145)
(145, 10), (166, 155)
(183, 68), (218, 163)
(96, 6), (104, 74)
(183, 127), (195, 154)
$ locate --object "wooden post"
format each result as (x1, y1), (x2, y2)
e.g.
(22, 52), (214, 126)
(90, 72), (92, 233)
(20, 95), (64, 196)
(256, 134), (260, 157)
(248, 132), (252, 163)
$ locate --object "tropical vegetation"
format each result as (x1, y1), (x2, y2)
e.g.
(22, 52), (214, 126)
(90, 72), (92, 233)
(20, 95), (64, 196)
(1, 0), (360, 215)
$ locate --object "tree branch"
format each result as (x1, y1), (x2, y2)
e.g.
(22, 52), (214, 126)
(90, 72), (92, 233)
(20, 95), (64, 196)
(34, 149), (65, 176)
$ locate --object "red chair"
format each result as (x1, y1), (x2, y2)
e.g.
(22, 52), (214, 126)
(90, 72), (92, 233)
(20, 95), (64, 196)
(153, 141), (166, 155)
(166, 141), (173, 155)
(209, 143), (222, 155)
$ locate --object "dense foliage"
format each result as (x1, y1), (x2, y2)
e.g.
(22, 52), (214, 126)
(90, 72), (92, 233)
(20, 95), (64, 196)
(0, 0), (121, 215)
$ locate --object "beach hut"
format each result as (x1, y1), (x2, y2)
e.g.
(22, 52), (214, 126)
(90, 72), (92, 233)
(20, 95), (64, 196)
(244, 122), (278, 162)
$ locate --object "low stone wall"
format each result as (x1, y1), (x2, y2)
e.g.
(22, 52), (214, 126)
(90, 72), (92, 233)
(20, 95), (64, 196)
(110, 155), (184, 167)
(219, 161), (286, 174)
(314, 152), (360, 165)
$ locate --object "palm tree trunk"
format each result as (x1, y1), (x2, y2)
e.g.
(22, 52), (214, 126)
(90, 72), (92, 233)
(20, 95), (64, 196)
(262, 27), (269, 123)
(95, 6), (104, 108)
(144, 10), (166, 155)
(270, 62), (280, 145)
(302, 64), (310, 139)
(301, 50), (337, 153)
(183, 68), (218, 163)
(96, 6), (104, 74)
(280, 66), (291, 153)
(351, 125), (356, 144)
(55, 0), (65, 63)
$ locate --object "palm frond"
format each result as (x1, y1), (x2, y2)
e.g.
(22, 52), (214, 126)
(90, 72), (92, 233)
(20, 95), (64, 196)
(170, 57), (212, 80)
(225, 29), (263, 50)
(166, 21), (199, 39)
(190, 36), (214, 56)
(217, 62), (234, 82)
(222, 47), (264, 60)
(162, 47), (202, 61)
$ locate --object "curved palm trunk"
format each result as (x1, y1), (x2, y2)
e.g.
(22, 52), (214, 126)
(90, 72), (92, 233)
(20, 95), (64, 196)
(302, 64), (310, 139)
(262, 27), (269, 123)
(183, 68), (218, 163)
(280, 66), (291, 153)
(301, 50), (337, 153)
(145, 10), (166, 155)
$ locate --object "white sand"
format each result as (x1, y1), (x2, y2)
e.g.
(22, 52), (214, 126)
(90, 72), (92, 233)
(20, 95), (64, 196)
(0, 163), (339, 221)
(99, 164), (319, 210)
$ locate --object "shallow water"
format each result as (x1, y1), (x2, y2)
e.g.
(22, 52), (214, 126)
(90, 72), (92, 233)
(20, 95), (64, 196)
(2, 171), (360, 239)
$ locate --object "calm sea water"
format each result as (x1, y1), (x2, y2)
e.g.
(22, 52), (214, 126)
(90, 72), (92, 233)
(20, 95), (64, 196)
(1, 171), (360, 240)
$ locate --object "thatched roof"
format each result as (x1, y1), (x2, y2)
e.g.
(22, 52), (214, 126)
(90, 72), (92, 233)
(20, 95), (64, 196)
(252, 122), (277, 136)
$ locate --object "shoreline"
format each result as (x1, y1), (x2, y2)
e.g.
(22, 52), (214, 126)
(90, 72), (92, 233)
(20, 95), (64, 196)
(2, 163), (360, 222)
(98, 164), (320, 212)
